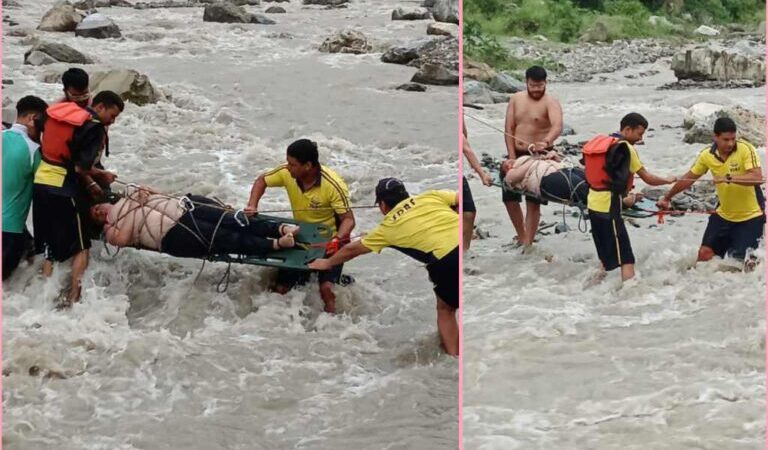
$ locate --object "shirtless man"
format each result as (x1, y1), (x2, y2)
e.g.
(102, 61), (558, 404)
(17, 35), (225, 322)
(501, 66), (563, 246)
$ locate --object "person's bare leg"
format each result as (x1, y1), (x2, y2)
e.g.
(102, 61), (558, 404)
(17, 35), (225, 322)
(697, 246), (715, 263)
(523, 201), (541, 245)
(620, 263), (635, 281)
(42, 259), (53, 277)
(319, 281), (336, 313)
(462, 212), (476, 251)
(504, 201), (526, 244)
(436, 296), (458, 356)
(67, 249), (89, 304)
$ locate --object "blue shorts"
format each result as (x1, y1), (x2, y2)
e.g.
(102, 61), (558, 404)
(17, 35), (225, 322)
(701, 213), (765, 260)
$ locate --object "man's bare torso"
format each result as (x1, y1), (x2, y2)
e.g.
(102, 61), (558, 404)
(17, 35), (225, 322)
(510, 92), (557, 153)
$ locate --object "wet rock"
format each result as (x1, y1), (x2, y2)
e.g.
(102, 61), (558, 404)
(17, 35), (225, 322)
(426, 22), (457, 37)
(2, 79), (13, 85)
(3, 0), (21, 7)
(463, 80), (493, 104)
(264, 0), (289, 2)
(89, 69), (164, 105)
(203, 1), (251, 23)
(463, 58), (496, 82)
(682, 103), (765, 145)
(38, 1), (84, 32)
(491, 92), (511, 104)
(265, 5), (285, 12)
(232, 0), (261, 4)
(561, 124), (576, 136)
(391, 7), (430, 20)
(75, 13), (122, 38)
(24, 42), (94, 65)
(488, 72), (524, 93)
(24, 51), (58, 66)
(694, 25), (719, 36)
(73, 0), (132, 8)
(410, 36), (458, 85)
(431, 0), (458, 24)
(249, 13), (276, 24)
(671, 43), (765, 83)
(319, 29), (372, 54)
(411, 62), (457, 85)
(303, 0), (348, 5)
(381, 38), (431, 64)
(396, 82), (427, 92)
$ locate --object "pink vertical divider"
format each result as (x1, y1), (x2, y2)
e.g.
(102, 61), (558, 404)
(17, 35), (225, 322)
(457, 0), (464, 448)
(764, 9), (767, 450)
(1, 0), (5, 445)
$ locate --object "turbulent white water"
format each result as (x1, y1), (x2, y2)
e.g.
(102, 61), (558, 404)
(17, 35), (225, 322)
(2, 1), (458, 448)
(463, 60), (765, 449)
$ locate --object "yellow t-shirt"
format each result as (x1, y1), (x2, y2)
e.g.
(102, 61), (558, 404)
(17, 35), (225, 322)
(690, 140), (764, 222)
(361, 190), (458, 264)
(263, 164), (350, 232)
(587, 142), (644, 213)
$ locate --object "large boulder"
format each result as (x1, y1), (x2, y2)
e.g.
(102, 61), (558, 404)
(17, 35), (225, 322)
(75, 13), (121, 39)
(488, 72), (524, 93)
(431, 0), (458, 24)
(671, 44), (765, 83)
(579, 18), (609, 42)
(203, 1), (251, 23)
(24, 42), (94, 65)
(411, 62), (457, 85)
(265, 5), (285, 12)
(381, 38), (432, 64)
(463, 80), (493, 104)
(319, 30), (372, 54)
(89, 69), (164, 105)
(682, 103), (765, 145)
(391, 7), (430, 20)
(694, 25), (719, 36)
(38, 1), (83, 32)
(463, 58), (496, 82)
(427, 22), (457, 37)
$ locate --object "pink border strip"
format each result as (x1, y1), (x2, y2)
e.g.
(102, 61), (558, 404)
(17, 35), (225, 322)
(457, 0), (465, 448)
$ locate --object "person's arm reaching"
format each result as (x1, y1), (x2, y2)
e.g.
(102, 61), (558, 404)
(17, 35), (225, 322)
(713, 167), (764, 186)
(463, 133), (493, 186)
(656, 170), (700, 209)
(503, 97), (517, 160)
(539, 99), (563, 150)
(335, 210), (355, 242)
(245, 176), (267, 215)
(636, 167), (677, 186)
(308, 240), (371, 271)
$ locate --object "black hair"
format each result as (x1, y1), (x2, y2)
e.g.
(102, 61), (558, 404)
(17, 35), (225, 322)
(525, 66), (547, 81)
(92, 90), (125, 112)
(62, 68), (89, 91)
(713, 117), (737, 134)
(287, 139), (320, 167)
(620, 112), (648, 130)
(16, 95), (48, 117)
(380, 190), (410, 209)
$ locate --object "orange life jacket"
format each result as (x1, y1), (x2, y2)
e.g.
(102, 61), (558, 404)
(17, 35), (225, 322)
(582, 134), (634, 193)
(40, 102), (96, 167)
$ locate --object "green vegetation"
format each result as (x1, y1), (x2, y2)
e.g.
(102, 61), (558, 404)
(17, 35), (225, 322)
(464, 0), (765, 68)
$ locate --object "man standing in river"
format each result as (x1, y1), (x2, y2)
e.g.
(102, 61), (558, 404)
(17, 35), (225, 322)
(501, 66), (563, 247)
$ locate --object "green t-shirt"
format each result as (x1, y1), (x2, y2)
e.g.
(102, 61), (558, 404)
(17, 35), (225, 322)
(3, 128), (41, 233)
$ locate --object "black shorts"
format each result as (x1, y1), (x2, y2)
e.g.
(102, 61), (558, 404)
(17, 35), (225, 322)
(427, 246), (458, 309)
(276, 257), (344, 289)
(589, 210), (635, 271)
(3, 229), (34, 280)
(32, 188), (91, 262)
(540, 168), (588, 206)
(499, 162), (546, 205)
(701, 213), (765, 260)
(462, 176), (476, 213)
